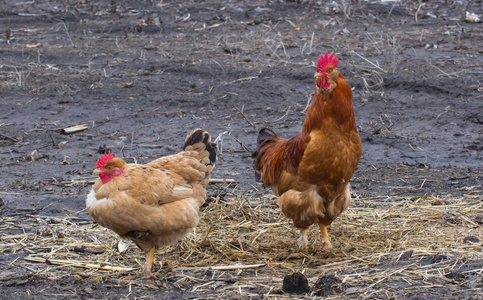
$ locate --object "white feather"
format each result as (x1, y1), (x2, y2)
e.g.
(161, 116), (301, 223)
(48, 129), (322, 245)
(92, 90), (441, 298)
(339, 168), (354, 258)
(85, 189), (109, 210)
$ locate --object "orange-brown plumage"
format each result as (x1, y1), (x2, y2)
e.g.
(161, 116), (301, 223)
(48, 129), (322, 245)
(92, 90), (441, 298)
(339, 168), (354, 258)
(86, 129), (217, 277)
(254, 51), (361, 249)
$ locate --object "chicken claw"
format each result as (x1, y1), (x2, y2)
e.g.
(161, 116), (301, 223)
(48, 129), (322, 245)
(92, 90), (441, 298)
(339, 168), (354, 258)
(318, 224), (333, 251)
(297, 229), (309, 248)
(139, 247), (156, 279)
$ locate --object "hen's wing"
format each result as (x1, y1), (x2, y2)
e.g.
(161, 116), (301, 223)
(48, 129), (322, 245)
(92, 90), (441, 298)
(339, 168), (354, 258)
(92, 164), (194, 206)
(146, 153), (209, 183)
(146, 129), (216, 185)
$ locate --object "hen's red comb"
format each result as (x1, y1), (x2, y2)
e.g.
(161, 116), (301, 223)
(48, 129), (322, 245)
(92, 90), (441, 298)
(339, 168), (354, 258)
(96, 151), (115, 169)
(316, 51), (339, 72)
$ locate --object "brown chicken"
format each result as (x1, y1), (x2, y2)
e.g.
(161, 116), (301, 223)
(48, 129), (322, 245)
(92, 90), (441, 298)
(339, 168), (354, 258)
(86, 129), (217, 278)
(253, 51), (361, 250)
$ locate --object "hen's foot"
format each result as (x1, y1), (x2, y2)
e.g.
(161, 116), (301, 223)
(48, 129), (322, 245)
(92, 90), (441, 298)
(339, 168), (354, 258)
(138, 247), (156, 279)
(297, 229), (309, 248)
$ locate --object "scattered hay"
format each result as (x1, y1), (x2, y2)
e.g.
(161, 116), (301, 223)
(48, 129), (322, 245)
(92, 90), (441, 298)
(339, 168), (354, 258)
(1, 187), (482, 298)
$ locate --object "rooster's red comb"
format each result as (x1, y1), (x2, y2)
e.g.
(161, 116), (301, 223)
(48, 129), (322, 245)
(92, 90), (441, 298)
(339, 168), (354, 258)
(316, 51), (339, 73)
(96, 151), (115, 169)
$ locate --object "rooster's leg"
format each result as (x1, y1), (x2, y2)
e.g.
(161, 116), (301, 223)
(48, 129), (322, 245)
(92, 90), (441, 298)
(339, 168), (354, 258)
(297, 229), (309, 248)
(318, 224), (333, 251)
(140, 247), (156, 278)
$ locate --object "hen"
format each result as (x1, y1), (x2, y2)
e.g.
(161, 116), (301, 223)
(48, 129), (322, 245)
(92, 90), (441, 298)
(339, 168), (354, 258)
(86, 129), (217, 278)
(253, 51), (361, 250)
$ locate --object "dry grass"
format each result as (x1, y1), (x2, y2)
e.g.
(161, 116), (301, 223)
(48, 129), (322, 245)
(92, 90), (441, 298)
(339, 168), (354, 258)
(1, 186), (482, 298)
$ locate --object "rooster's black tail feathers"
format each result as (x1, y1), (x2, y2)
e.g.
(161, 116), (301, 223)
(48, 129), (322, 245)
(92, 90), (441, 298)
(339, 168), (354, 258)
(252, 128), (277, 182)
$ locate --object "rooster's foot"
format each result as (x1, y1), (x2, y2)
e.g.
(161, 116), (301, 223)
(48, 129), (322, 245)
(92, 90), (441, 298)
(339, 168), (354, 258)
(318, 224), (333, 251)
(137, 269), (155, 279)
(321, 239), (333, 251)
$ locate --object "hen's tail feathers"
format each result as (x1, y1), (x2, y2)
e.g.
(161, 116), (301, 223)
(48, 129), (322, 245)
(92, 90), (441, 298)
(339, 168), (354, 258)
(184, 128), (217, 168)
(252, 128), (277, 182)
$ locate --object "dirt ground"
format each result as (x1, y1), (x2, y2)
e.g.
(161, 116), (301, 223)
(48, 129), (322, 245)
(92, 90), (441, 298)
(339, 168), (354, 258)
(0, 0), (482, 299)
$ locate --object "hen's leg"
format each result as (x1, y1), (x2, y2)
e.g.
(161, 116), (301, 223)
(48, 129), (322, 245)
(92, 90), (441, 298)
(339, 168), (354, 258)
(140, 247), (156, 278)
(297, 229), (309, 248)
(318, 224), (333, 251)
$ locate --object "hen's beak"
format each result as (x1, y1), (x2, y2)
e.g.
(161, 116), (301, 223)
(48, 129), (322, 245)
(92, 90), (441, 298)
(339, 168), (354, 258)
(93, 169), (101, 174)
(314, 72), (322, 78)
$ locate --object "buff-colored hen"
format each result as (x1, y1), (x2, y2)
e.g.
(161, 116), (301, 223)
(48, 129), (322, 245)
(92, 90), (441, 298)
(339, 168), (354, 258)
(86, 129), (216, 277)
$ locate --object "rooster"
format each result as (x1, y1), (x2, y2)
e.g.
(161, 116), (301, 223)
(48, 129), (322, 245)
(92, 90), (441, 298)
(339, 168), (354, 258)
(253, 51), (361, 250)
(86, 129), (217, 278)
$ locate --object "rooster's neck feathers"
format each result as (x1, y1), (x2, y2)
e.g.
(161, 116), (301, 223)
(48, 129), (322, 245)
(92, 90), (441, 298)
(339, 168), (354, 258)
(302, 74), (355, 134)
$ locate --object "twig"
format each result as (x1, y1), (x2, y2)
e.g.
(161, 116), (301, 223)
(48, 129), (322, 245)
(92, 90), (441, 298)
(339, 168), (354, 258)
(174, 263), (266, 272)
(43, 121), (56, 146)
(273, 106), (291, 122)
(24, 256), (135, 272)
(229, 76), (258, 84)
(130, 132), (134, 158)
(302, 93), (312, 113)
(436, 106), (451, 119)
(194, 23), (223, 31)
(60, 124), (88, 134)
(230, 134), (251, 153)
(0, 133), (18, 142)
(415, 3), (425, 23)
(62, 21), (75, 47)
(209, 178), (236, 184)
(13, 66), (22, 86)
(234, 105), (256, 128)
(0, 274), (31, 281)
(138, 144), (164, 148)
(420, 178), (427, 189)
(425, 59), (453, 77)
(200, 225), (212, 244)
(213, 131), (229, 154)
(309, 32), (314, 53)
(349, 50), (386, 72)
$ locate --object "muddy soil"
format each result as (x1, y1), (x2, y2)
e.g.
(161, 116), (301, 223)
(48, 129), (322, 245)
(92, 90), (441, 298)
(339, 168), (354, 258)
(0, 0), (482, 299)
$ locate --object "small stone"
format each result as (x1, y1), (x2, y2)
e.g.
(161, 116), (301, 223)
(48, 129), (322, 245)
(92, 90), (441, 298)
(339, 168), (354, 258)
(30, 149), (39, 161)
(74, 246), (86, 253)
(475, 215), (483, 224)
(400, 250), (413, 260)
(445, 271), (466, 282)
(282, 272), (308, 295)
(429, 254), (448, 264)
(463, 235), (480, 244)
(224, 274), (239, 283)
(431, 199), (444, 205)
(442, 212), (460, 224)
(311, 274), (343, 297)
(97, 145), (111, 154)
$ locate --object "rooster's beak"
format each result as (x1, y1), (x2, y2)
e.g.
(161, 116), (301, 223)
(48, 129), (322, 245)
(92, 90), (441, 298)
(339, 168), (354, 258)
(93, 169), (101, 174)
(314, 72), (322, 78)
